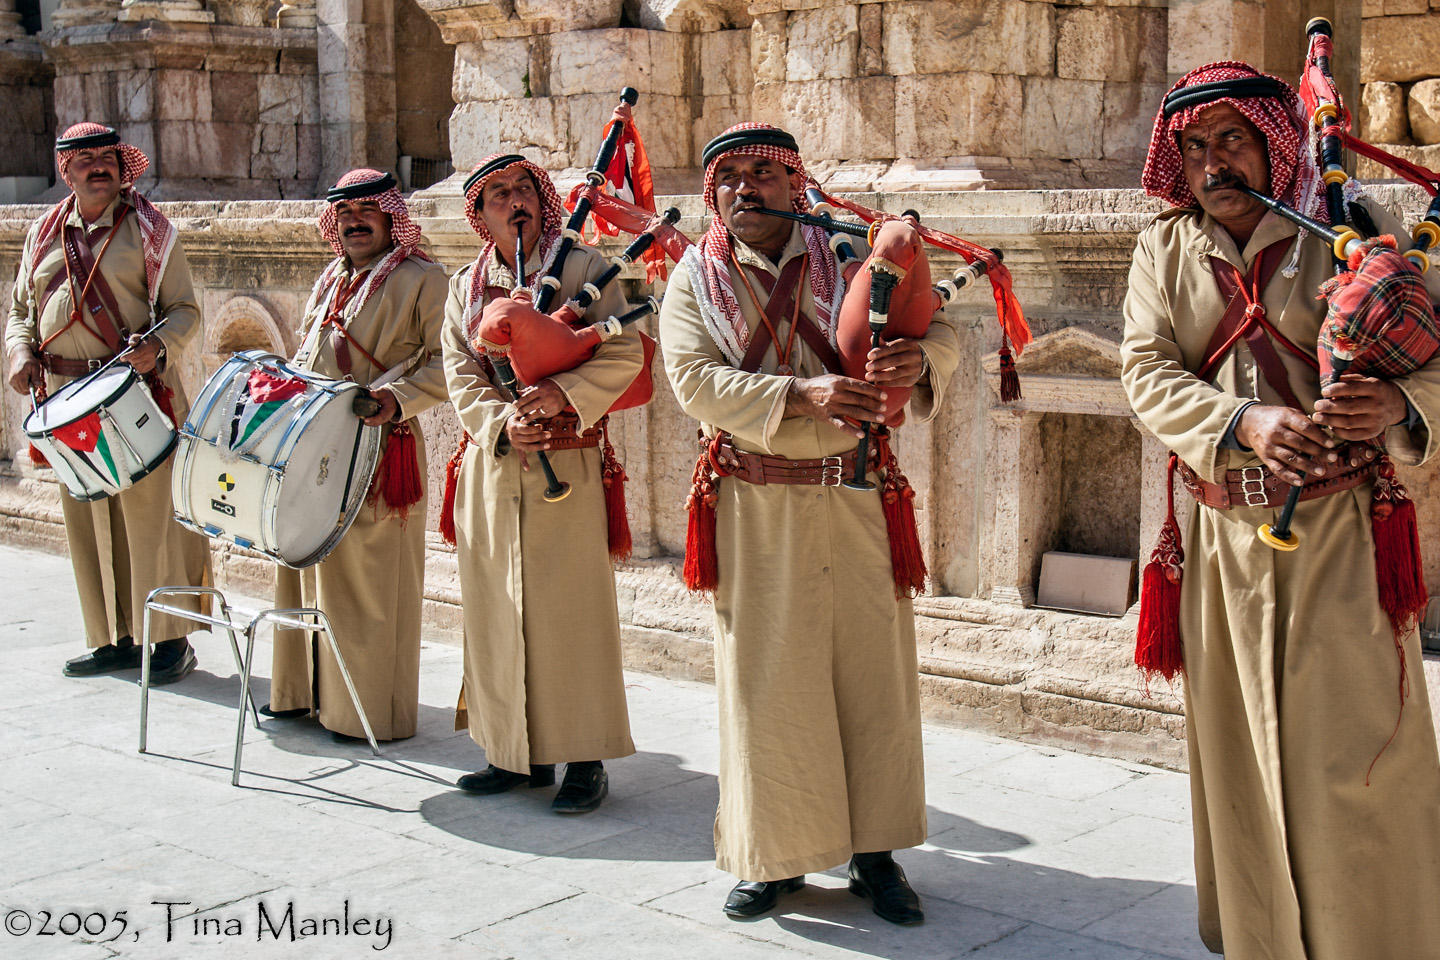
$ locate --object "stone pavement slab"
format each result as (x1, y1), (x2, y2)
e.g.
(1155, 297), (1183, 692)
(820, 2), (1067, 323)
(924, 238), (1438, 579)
(0, 543), (1211, 959)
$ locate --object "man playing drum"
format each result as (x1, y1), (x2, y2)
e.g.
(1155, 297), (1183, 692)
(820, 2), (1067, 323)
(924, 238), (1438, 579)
(4, 122), (211, 683)
(1121, 62), (1440, 958)
(267, 169), (448, 743)
(440, 154), (639, 813)
(657, 124), (959, 923)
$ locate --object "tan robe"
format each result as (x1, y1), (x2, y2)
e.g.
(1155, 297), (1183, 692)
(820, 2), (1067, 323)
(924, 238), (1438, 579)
(441, 239), (640, 771)
(5, 194), (212, 648)
(1121, 205), (1440, 960)
(269, 252), (448, 741)
(659, 224), (960, 881)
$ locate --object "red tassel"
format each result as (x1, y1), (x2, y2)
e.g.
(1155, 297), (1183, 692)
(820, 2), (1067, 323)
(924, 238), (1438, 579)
(439, 433), (470, 546)
(372, 422), (423, 519)
(1136, 454), (1185, 689)
(682, 434), (720, 592)
(1371, 458), (1428, 636)
(876, 429), (926, 597)
(28, 442), (49, 467)
(998, 335), (1021, 402)
(600, 417), (632, 561)
(146, 373), (176, 425)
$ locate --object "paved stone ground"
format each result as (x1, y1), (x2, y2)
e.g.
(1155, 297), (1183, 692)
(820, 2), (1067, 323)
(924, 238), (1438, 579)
(0, 542), (1212, 960)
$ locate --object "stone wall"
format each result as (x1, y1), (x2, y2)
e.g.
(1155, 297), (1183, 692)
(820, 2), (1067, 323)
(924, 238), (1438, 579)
(5, 184), (1440, 773)
(1358, 0), (1440, 177)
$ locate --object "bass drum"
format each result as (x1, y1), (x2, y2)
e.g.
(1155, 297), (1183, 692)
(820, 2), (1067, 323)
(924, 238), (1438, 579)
(24, 363), (177, 501)
(172, 350), (383, 568)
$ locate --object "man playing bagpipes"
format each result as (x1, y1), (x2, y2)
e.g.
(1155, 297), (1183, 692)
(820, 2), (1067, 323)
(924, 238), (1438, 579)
(658, 123), (960, 923)
(440, 153), (640, 813)
(265, 169), (448, 742)
(4, 123), (211, 683)
(1121, 61), (1440, 959)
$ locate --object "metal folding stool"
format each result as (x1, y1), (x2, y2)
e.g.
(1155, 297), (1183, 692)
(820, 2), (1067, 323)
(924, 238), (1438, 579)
(139, 585), (380, 786)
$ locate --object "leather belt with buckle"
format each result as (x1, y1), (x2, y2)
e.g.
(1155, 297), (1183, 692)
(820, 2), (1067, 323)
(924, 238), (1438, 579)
(707, 435), (876, 487)
(1178, 444), (1380, 510)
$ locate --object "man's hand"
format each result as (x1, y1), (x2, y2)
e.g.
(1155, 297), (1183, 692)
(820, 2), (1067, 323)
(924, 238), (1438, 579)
(7, 345), (42, 395)
(865, 338), (925, 389)
(785, 374), (886, 438)
(121, 333), (161, 375)
(513, 378), (567, 422)
(504, 409), (551, 458)
(1234, 403), (1338, 487)
(1312, 374), (1407, 442)
(359, 388), (398, 427)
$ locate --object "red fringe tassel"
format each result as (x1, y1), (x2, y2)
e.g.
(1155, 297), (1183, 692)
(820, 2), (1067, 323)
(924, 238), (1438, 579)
(600, 418), (632, 561)
(28, 442), (48, 467)
(998, 335), (1022, 403)
(1136, 454), (1185, 689)
(439, 433), (470, 546)
(372, 422), (423, 519)
(682, 433), (720, 592)
(876, 429), (927, 598)
(1364, 456), (1425, 784)
(146, 373), (176, 425)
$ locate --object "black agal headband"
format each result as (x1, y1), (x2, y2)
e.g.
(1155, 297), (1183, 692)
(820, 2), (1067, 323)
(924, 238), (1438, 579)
(701, 128), (800, 169)
(56, 126), (120, 151)
(1161, 77), (1287, 119)
(325, 171), (397, 203)
(463, 154), (525, 197)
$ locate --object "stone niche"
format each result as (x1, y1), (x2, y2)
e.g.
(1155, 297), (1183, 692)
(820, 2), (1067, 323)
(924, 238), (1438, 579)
(979, 327), (1159, 608)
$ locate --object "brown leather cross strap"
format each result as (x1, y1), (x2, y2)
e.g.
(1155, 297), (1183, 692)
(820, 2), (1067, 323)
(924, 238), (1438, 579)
(1177, 442), (1379, 509)
(737, 255), (843, 375)
(1196, 237), (1318, 410)
(322, 268), (376, 377)
(706, 432), (878, 486)
(48, 207), (132, 356)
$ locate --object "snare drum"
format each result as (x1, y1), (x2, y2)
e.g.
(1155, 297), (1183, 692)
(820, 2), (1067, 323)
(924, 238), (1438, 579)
(172, 350), (383, 568)
(24, 363), (177, 501)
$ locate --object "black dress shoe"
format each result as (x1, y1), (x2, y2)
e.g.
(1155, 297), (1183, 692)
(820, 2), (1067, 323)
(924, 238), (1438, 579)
(63, 641), (142, 677)
(722, 877), (804, 919)
(551, 761), (608, 814)
(147, 640), (197, 686)
(457, 763), (556, 795)
(259, 703), (310, 719)
(848, 854), (924, 925)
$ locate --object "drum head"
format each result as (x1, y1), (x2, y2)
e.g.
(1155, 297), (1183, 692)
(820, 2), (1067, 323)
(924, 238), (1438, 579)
(25, 365), (137, 434)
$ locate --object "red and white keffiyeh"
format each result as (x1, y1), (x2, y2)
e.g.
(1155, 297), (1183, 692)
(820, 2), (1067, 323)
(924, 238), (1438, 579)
(460, 154), (566, 336)
(29, 123), (175, 308)
(1141, 61), (1323, 218)
(305, 168), (433, 328)
(689, 122), (840, 367)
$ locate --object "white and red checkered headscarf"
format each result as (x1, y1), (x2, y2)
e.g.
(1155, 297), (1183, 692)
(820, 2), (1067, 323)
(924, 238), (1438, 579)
(460, 154), (566, 334)
(55, 122), (149, 186)
(27, 122), (175, 308)
(318, 168), (423, 258)
(304, 168), (433, 331)
(1142, 61), (1322, 218)
(688, 122), (840, 367)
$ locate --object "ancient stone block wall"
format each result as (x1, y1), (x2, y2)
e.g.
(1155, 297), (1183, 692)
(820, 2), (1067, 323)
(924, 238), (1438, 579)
(1358, 0), (1440, 176)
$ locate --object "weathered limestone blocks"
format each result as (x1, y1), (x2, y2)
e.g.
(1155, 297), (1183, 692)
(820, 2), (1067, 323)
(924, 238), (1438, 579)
(1410, 78), (1440, 144)
(1363, 79), (1410, 142)
(635, 0), (750, 31)
(1361, 10), (1440, 82)
(45, 23), (320, 199)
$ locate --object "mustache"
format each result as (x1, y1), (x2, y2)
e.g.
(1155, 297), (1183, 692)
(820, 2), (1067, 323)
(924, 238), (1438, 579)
(509, 211), (531, 225)
(86, 172), (113, 181)
(342, 225), (372, 237)
(1203, 173), (1248, 192)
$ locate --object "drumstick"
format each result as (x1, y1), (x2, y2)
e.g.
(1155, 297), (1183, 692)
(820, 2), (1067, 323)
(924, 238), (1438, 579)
(350, 348), (426, 419)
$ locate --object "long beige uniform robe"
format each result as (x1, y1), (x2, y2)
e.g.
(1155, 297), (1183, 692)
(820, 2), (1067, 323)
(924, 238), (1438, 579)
(269, 252), (448, 741)
(1121, 204), (1440, 960)
(5, 194), (212, 648)
(441, 240), (640, 771)
(659, 224), (960, 881)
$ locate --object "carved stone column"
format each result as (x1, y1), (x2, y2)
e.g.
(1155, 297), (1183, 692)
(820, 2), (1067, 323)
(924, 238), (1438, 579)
(0, 0), (25, 37)
(985, 408), (1045, 607)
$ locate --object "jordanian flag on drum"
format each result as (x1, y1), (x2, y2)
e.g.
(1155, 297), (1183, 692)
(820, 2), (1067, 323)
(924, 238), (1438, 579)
(230, 369), (307, 448)
(53, 412), (120, 485)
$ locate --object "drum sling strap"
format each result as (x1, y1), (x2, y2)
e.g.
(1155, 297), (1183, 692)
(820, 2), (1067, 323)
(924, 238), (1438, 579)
(37, 207), (130, 365)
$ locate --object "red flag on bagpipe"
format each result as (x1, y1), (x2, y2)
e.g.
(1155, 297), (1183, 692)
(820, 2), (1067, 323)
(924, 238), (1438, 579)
(576, 102), (671, 282)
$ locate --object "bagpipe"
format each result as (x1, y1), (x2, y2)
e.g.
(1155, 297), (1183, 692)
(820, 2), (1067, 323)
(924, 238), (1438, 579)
(1136, 17), (1440, 693)
(442, 89), (687, 558)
